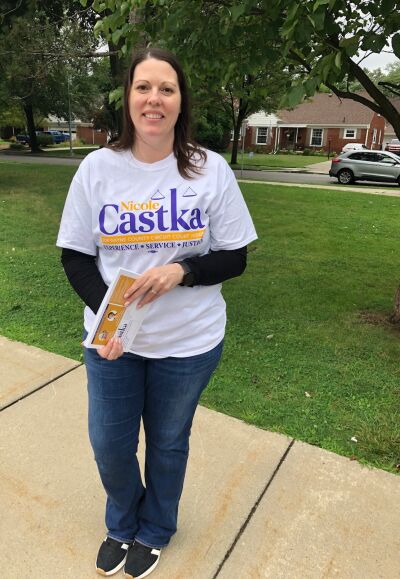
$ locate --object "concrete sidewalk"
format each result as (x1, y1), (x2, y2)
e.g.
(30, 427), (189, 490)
(1, 336), (399, 578)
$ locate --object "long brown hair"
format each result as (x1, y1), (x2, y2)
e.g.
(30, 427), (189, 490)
(108, 47), (206, 179)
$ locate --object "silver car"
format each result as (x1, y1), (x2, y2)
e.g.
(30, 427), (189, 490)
(329, 150), (400, 185)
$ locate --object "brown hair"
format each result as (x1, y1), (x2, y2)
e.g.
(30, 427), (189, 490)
(108, 47), (206, 179)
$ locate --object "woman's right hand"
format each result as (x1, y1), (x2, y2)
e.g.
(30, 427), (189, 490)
(97, 336), (124, 360)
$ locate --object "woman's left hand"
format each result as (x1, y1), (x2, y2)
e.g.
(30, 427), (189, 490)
(123, 263), (185, 309)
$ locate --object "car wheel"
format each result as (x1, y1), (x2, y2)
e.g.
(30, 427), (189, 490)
(337, 169), (354, 185)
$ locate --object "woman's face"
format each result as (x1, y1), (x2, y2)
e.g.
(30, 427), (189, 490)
(129, 58), (182, 150)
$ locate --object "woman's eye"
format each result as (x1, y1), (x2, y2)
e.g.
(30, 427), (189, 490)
(162, 87), (173, 94)
(136, 85), (149, 91)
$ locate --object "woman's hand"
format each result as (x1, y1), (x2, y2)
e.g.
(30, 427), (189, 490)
(124, 263), (185, 309)
(97, 336), (124, 360)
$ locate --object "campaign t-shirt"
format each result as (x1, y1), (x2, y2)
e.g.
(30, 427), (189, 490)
(57, 147), (257, 358)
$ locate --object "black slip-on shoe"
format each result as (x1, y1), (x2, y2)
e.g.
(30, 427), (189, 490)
(124, 540), (161, 579)
(96, 536), (130, 576)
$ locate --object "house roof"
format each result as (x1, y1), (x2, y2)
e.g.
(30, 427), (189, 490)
(276, 93), (376, 126)
(247, 111), (278, 127)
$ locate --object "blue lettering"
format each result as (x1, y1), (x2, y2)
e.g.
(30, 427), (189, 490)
(155, 206), (169, 231)
(99, 204), (118, 235)
(189, 208), (204, 229)
(170, 188), (190, 231)
(120, 212), (138, 234)
(138, 211), (155, 233)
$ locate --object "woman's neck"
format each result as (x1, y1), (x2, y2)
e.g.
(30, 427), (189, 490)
(132, 137), (174, 164)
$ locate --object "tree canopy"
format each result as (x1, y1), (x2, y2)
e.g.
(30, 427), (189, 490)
(90, 0), (400, 139)
(0, 0), (106, 150)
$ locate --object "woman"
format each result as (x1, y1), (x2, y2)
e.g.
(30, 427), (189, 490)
(57, 47), (257, 579)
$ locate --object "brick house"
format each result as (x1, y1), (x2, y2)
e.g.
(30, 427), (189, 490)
(44, 116), (108, 145)
(245, 93), (386, 154)
(383, 98), (400, 147)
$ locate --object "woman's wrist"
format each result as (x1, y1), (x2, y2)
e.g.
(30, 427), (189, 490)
(174, 261), (195, 287)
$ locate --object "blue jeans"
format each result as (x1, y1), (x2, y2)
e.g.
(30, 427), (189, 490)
(83, 340), (223, 549)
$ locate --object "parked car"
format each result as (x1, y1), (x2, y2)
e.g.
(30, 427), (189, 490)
(16, 130), (70, 146)
(46, 130), (70, 143)
(385, 139), (400, 154)
(341, 143), (367, 153)
(329, 150), (400, 185)
(16, 134), (30, 145)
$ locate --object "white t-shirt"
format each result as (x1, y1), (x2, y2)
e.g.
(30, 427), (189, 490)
(57, 147), (257, 358)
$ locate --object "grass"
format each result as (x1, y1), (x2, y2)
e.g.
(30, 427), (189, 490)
(221, 151), (328, 169)
(0, 161), (399, 474)
(40, 147), (99, 158)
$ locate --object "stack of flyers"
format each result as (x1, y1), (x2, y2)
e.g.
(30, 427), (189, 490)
(83, 268), (150, 352)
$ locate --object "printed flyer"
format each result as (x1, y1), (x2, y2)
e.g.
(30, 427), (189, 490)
(83, 268), (150, 351)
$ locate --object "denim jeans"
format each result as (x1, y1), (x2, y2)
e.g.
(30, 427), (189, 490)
(83, 340), (223, 549)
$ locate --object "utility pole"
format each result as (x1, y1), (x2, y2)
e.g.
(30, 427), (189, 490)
(67, 74), (73, 156)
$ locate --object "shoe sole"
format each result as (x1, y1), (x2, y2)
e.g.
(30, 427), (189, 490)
(124, 556), (160, 579)
(96, 554), (128, 576)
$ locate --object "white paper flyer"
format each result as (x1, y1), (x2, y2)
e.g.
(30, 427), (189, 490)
(83, 268), (150, 352)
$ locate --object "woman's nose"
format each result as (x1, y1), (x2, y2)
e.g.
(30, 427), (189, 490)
(147, 89), (161, 104)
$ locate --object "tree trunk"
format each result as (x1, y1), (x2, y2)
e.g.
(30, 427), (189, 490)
(230, 101), (248, 165)
(108, 39), (125, 137)
(347, 59), (400, 141)
(23, 101), (40, 153)
(230, 121), (241, 165)
(389, 286), (400, 324)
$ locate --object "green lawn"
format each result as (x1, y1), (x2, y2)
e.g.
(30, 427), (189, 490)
(0, 161), (399, 474)
(221, 151), (328, 169)
(41, 147), (99, 158)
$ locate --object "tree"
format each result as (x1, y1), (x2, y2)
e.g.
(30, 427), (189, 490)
(0, 1), (102, 151)
(87, 0), (289, 163)
(254, 2), (399, 137)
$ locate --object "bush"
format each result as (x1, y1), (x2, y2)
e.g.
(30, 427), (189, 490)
(37, 134), (53, 146)
(303, 148), (311, 156)
(194, 117), (230, 152)
(9, 142), (24, 150)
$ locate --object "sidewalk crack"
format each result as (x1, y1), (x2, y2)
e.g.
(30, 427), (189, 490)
(0, 363), (83, 412)
(212, 438), (295, 578)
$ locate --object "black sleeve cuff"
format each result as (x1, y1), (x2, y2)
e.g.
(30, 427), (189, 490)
(177, 246), (247, 286)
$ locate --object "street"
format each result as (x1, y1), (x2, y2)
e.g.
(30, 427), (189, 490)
(1, 152), (400, 192)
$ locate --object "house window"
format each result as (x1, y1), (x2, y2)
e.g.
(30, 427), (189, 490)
(230, 128), (242, 141)
(372, 129), (377, 144)
(345, 128), (356, 139)
(310, 128), (323, 147)
(256, 127), (268, 144)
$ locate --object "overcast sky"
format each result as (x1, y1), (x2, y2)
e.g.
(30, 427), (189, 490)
(358, 51), (399, 71)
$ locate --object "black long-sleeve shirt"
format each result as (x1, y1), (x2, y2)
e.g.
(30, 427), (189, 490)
(61, 246), (247, 314)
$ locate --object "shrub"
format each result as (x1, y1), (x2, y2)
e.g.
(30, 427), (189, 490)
(37, 134), (53, 147)
(9, 142), (24, 150)
(194, 117), (230, 152)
